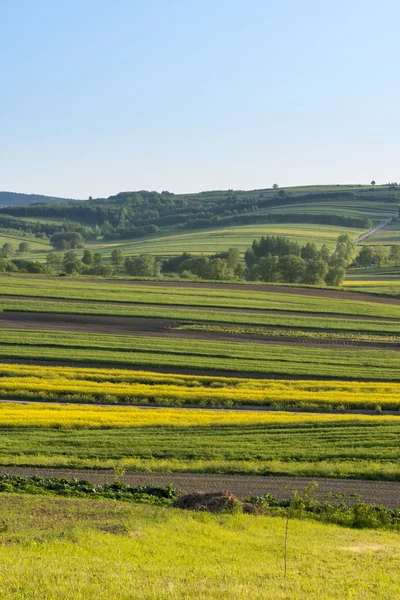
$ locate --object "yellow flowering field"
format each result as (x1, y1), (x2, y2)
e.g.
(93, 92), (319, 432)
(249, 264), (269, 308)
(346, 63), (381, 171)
(0, 401), (398, 428)
(0, 363), (399, 410)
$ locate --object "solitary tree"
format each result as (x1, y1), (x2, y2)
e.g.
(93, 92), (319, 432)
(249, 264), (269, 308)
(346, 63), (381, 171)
(370, 180), (376, 186)
(389, 245), (400, 266)
(111, 248), (124, 272)
(1, 242), (14, 257)
(272, 183), (279, 189)
(18, 241), (31, 253)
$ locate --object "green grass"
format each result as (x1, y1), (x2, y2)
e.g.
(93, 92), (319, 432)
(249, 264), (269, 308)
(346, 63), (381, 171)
(0, 419), (399, 480)
(0, 328), (399, 380)
(0, 494), (399, 600)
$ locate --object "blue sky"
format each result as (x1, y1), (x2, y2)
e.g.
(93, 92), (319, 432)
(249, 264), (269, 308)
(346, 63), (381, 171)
(1, 0), (399, 198)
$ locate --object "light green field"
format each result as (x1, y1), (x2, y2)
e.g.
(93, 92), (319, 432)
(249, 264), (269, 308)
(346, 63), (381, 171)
(90, 223), (363, 258)
(363, 220), (400, 245)
(0, 232), (50, 262)
(266, 200), (396, 222)
(0, 495), (398, 600)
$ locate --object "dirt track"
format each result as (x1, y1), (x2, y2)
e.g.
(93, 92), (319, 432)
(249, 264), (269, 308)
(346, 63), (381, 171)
(1, 467), (399, 508)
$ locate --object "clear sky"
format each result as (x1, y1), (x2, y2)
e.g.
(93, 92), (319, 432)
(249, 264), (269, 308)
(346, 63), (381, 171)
(1, 0), (399, 199)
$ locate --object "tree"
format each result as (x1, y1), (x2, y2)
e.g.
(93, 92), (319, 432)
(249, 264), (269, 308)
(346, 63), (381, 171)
(370, 180), (376, 186)
(278, 255), (306, 283)
(257, 254), (280, 282)
(389, 245), (400, 266)
(46, 252), (63, 271)
(111, 248), (124, 271)
(82, 249), (94, 266)
(318, 244), (331, 262)
(301, 242), (319, 261)
(1, 243), (14, 257)
(372, 245), (388, 267)
(226, 247), (240, 270)
(357, 246), (374, 268)
(18, 241), (31, 253)
(272, 183), (279, 189)
(325, 266), (346, 286)
(124, 254), (159, 277)
(334, 234), (357, 266)
(303, 259), (328, 285)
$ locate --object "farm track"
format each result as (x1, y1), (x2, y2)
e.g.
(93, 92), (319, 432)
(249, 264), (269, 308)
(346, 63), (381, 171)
(1, 467), (399, 508)
(1, 312), (398, 351)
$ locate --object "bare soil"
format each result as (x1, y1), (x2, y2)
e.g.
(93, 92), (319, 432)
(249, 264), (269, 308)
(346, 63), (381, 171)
(0, 467), (398, 508)
(1, 311), (397, 351)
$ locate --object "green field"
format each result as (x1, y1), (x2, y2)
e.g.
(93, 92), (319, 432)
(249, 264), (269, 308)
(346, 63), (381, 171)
(2, 276), (400, 318)
(1, 328), (399, 380)
(0, 495), (398, 600)
(1, 413), (398, 479)
(88, 223), (363, 258)
(363, 219), (400, 245)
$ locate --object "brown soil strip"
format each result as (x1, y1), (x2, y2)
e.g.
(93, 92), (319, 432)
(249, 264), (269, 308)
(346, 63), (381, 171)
(0, 312), (397, 351)
(0, 467), (398, 508)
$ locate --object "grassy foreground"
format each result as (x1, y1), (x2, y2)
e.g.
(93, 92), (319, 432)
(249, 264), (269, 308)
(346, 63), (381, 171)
(0, 494), (399, 600)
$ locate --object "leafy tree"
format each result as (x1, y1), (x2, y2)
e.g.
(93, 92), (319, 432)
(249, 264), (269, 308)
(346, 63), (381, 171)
(226, 247), (240, 270)
(318, 244), (331, 262)
(303, 259), (329, 285)
(18, 241), (31, 253)
(272, 183), (279, 189)
(389, 245), (400, 266)
(1, 242), (14, 257)
(82, 249), (94, 265)
(357, 246), (374, 268)
(111, 248), (124, 271)
(372, 245), (388, 267)
(325, 266), (346, 286)
(334, 234), (357, 266)
(124, 254), (159, 277)
(46, 252), (63, 271)
(278, 255), (306, 283)
(257, 254), (280, 282)
(371, 180), (376, 186)
(301, 242), (319, 261)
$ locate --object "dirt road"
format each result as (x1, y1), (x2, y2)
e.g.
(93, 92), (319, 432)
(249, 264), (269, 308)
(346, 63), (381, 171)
(1, 467), (399, 508)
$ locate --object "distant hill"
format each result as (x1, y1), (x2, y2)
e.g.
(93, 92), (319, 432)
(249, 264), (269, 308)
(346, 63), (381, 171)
(0, 191), (78, 207)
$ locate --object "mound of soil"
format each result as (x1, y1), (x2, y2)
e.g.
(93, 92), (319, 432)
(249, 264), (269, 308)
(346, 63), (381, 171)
(173, 491), (241, 513)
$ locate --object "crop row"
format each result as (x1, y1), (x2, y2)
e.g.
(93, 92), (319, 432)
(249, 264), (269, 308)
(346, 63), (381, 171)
(0, 414), (398, 479)
(1, 300), (400, 335)
(177, 324), (400, 343)
(2, 275), (400, 318)
(1, 329), (400, 381)
(1, 363), (400, 409)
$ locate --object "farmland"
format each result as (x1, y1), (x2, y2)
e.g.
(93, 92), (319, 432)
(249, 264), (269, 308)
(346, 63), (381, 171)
(88, 223), (364, 258)
(0, 276), (399, 512)
(0, 401), (398, 480)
